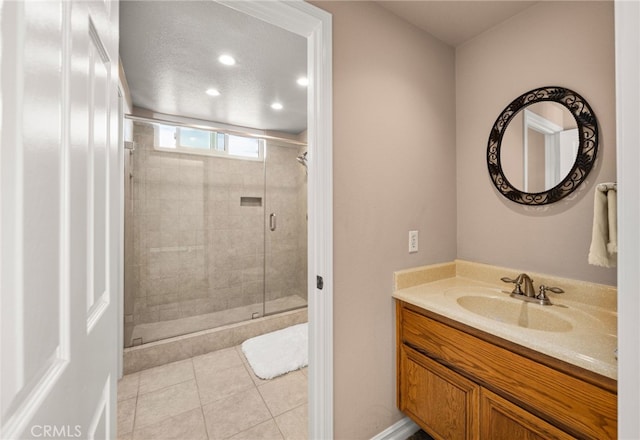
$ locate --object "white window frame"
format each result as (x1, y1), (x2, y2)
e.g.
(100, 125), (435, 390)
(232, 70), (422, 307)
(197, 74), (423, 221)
(152, 122), (265, 161)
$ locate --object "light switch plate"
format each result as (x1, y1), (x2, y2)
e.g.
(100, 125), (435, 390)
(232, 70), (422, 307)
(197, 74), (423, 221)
(409, 230), (418, 253)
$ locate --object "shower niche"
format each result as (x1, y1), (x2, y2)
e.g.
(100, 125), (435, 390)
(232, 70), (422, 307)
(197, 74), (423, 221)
(123, 120), (308, 347)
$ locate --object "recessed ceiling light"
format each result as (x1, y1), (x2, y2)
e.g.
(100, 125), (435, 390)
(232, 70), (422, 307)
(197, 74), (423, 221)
(205, 88), (220, 96)
(271, 102), (283, 110)
(218, 54), (236, 66)
(297, 77), (309, 87)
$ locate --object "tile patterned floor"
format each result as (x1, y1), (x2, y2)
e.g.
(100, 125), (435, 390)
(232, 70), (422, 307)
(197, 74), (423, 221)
(117, 345), (308, 440)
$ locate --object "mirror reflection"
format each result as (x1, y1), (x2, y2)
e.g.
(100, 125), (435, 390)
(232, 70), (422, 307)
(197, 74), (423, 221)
(501, 102), (579, 193)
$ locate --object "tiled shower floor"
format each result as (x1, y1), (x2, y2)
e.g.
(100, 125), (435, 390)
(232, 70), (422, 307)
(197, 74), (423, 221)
(117, 345), (307, 440)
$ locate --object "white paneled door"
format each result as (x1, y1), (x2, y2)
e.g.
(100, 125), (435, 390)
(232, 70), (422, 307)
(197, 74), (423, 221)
(1, 0), (120, 438)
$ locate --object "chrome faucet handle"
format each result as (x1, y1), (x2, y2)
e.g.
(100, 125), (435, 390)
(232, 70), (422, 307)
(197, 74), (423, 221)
(501, 276), (523, 295)
(541, 286), (564, 294)
(537, 285), (564, 305)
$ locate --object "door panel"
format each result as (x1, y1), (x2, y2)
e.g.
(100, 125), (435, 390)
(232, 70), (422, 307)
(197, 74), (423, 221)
(1, 2), (69, 432)
(1, 0), (120, 438)
(399, 346), (480, 440)
(87, 16), (111, 329)
(480, 388), (575, 440)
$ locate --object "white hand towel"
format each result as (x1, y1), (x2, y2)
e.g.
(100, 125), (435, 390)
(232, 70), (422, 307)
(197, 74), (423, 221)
(606, 189), (618, 254)
(588, 187), (617, 268)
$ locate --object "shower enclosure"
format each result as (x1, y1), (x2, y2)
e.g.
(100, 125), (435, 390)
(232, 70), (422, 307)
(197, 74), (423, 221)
(123, 120), (307, 347)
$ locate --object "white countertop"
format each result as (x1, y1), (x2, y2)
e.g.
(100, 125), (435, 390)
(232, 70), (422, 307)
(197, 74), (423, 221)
(393, 276), (617, 380)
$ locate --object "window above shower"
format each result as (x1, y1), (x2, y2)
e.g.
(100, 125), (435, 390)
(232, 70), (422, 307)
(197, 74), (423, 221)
(153, 121), (264, 161)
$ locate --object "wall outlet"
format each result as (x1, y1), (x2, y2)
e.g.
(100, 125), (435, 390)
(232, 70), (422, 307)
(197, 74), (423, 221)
(409, 230), (419, 253)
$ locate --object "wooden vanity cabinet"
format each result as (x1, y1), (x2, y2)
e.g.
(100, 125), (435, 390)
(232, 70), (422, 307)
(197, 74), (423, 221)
(396, 300), (617, 440)
(400, 345), (479, 439)
(480, 388), (574, 440)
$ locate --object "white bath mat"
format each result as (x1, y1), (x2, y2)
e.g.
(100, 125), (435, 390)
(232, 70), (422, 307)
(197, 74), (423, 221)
(241, 322), (308, 380)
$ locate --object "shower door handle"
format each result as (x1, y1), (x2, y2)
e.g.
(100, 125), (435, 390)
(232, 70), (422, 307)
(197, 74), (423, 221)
(269, 213), (276, 231)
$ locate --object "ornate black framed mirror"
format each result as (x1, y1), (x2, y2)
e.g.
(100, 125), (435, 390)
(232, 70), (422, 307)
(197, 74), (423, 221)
(487, 86), (598, 205)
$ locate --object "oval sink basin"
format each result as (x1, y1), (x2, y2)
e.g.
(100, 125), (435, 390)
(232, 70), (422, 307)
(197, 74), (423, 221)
(456, 295), (573, 332)
(444, 286), (504, 297)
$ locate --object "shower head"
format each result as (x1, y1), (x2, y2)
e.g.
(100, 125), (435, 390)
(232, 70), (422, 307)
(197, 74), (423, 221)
(296, 151), (308, 168)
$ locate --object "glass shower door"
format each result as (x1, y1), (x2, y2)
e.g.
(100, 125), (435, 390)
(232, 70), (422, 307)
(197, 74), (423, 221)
(123, 120), (270, 346)
(263, 141), (308, 315)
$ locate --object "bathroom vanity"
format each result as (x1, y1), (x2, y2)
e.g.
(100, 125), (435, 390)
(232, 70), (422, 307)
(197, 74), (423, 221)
(394, 261), (617, 440)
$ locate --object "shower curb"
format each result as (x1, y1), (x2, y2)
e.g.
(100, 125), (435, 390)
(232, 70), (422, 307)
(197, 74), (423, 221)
(123, 308), (307, 374)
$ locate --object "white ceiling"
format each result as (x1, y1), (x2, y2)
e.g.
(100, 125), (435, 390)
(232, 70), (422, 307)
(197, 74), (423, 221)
(120, 1), (308, 134)
(377, 1), (537, 47)
(120, 1), (537, 134)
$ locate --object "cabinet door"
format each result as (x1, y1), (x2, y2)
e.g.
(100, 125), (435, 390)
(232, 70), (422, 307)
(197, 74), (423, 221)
(480, 388), (576, 440)
(400, 345), (480, 440)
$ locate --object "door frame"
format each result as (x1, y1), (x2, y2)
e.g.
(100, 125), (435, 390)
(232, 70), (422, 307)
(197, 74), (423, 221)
(615, 1), (640, 437)
(115, 1), (334, 437)
(207, 4), (334, 437)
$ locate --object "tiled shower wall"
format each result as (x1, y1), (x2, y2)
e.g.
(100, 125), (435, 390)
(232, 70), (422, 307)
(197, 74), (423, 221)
(124, 121), (307, 346)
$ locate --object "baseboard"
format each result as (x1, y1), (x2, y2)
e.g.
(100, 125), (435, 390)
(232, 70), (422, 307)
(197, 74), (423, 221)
(370, 416), (420, 440)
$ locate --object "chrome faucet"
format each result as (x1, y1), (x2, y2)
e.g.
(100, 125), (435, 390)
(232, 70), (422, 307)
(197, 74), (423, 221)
(501, 274), (564, 305)
(501, 273), (535, 297)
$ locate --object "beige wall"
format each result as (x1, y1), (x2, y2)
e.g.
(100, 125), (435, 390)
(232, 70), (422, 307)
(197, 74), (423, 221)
(456, 1), (616, 286)
(310, 1), (615, 438)
(313, 1), (457, 438)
